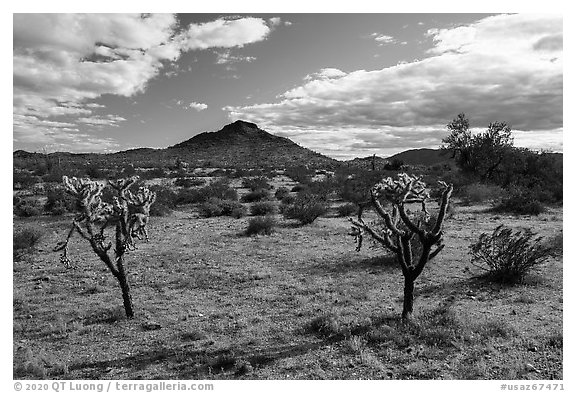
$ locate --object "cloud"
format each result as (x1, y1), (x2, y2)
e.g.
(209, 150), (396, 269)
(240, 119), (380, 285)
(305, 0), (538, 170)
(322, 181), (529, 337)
(188, 102), (208, 111)
(13, 14), (272, 151)
(226, 14), (562, 159)
(77, 115), (127, 127)
(372, 34), (398, 45)
(215, 50), (256, 64)
(304, 68), (347, 81)
(181, 17), (271, 50)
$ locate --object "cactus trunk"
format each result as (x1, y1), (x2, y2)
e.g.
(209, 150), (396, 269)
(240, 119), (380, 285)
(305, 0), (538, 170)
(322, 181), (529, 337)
(402, 276), (415, 320)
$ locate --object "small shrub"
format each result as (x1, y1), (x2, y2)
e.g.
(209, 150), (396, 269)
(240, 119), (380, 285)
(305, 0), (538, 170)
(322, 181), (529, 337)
(242, 177), (272, 191)
(460, 183), (503, 205)
(44, 186), (77, 215)
(199, 198), (246, 218)
(141, 167), (166, 179)
(280, 194), (295, 205)
(148, 185), (177, 215)
(14, 198), (43, 217)
(337, 203), (357, 217)
(492, 188), (545, 215)
(240, 188), (270, 203)
(274, 186), (290, 200)
(174, 177), (205, 188)
(250, 201), (276, 216)
(245, 216), (276, 236)
(14, 227), (43, 261)
(282, 193), (328, 224)
(291, 184), (307, 192)
(470, 225), (553, 283)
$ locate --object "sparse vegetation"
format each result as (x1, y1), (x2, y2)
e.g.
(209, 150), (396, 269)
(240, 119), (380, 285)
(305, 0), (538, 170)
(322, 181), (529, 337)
(282, 192), (328, 225)
(240, 188), (270, 203)
(470, 225), (554, 283)
(337, 203), (357, 217)
(199, 198), (246, 218)
(250, 201), (276, 216)
(492, 188), (546, 215)
(14, 227), (43, 261)
(245, 216), (276, 236)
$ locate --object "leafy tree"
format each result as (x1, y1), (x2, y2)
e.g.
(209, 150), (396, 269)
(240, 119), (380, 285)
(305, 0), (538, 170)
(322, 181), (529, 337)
(442, 114), (513, 181)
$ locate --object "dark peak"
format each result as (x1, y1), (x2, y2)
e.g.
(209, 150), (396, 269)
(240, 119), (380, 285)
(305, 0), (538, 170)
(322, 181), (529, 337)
(221, 120), (261, 134)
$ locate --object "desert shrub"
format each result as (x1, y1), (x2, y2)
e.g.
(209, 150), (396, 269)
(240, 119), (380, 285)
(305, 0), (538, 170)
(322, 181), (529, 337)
(291, 184), (307, 192)
(176, 179), (238, 205)
(492, 188), (545, 215)
(384, 159), (404, 171)
(242, 176), (272, 191)
(245, 216), (276, 236)
(174, 177), (205, 188)
(282, 193), (328, 224)
(14, 198), (43, 217)
(279, 195), (295, 208)
(306, 179), (336, 200)
(199, 198), (246, 218)
(274, 186), (290, 200)
(250, 201), (276, 216)
(285, 165), (314, 184)
(14, 227), (43, 261)
(337, 203), (357, 217)
(148, 185), (177, 216)
(13, 171), (40, 189)
(141, 167), (166, 179)
(470, 225), (553, 283)
(44, 186), (77, 215)
(240, 188), (270, 203)
(460, 183), (504, 205)
(205, 179), (238, 201)
(85, 165), (104, 179)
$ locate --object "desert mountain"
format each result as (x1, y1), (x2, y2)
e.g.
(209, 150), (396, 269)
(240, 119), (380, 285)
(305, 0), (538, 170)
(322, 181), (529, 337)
(14, 121), (339, 171)
(168, 120), (338, 168)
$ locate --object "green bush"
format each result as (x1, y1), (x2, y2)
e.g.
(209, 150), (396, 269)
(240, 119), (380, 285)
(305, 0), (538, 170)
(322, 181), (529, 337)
(241, 188), (270, 203)
(245, 216), (276, 236)
(14, 227), (43, 261)
(250, 201), (276, 216)
(470, 225), (553, 283)
(282, 193), (328, 224)
(492, 188), (545, 215)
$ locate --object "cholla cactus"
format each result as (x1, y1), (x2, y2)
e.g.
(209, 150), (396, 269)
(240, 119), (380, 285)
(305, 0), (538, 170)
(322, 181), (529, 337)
(54, 175), (155, 318)
(350, 173), (453, 319)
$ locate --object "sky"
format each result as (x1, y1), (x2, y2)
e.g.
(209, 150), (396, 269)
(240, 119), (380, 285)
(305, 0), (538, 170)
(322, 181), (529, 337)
(12, 13), (563, 160)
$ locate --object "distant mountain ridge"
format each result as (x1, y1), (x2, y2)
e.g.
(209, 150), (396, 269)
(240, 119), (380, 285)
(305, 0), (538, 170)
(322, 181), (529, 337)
(168, 120), (338, 168)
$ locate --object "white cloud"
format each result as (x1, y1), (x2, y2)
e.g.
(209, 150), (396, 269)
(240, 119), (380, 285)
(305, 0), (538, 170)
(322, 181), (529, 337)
(215, 50), (256, 64)
(188, 102), (208, 111)
(304, 68), (347, 81)
(13, 14), (273, 151)
(226, 14), (562, 158)
(373, 34), (397, 45)
(77, 115), (127, 127)
(269, 17), (282, 27)
(181, 17), (271, 50)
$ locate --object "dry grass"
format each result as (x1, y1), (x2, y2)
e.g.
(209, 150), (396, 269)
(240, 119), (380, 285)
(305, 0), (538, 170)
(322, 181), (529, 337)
(12, 184), (563, 380)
